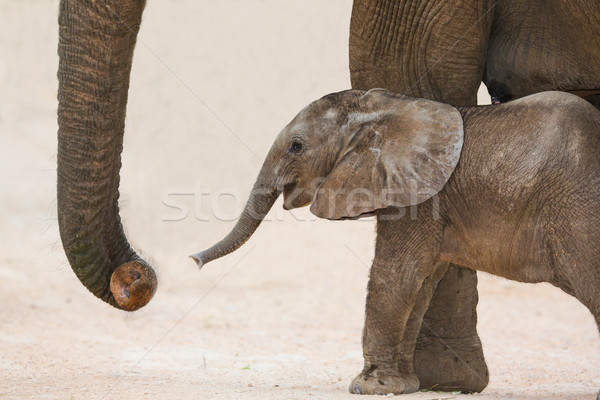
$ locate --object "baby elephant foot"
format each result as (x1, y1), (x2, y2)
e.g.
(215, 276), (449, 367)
(349, 365), (419, 395)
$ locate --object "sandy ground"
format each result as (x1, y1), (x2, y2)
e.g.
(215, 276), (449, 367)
(1, 1), (599, 399)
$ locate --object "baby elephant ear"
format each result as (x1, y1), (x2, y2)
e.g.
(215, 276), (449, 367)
(311, 89), (464, 220)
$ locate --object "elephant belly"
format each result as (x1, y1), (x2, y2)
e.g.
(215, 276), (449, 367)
(484, 0), (600, 104)
(439, 222), (552, 284)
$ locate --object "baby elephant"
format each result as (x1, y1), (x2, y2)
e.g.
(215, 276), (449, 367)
(191, 89), (600, 395)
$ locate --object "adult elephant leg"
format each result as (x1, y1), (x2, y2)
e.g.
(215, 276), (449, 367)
(349, 0), (493, 392)
(350, 0), (494, 105)
(414, 266), (488, 391)
(57, 0), (156, 311)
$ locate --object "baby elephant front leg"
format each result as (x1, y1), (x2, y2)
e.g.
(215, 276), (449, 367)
(350, 218), (445, 395)
(350, 261), (445, 395)
(349, 261), (420, 395)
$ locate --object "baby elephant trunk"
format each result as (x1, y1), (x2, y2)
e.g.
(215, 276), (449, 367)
(190, 181), (280, 268)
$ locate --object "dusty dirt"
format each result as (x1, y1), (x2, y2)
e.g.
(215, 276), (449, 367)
(1, 1), (599, 399)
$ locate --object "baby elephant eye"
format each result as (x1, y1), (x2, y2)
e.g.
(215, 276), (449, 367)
(289, 140), (304, 154)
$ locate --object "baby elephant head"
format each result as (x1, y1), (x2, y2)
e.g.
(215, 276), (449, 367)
(191, 89), (464, 267)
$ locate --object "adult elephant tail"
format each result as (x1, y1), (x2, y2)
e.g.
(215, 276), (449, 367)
(57, 0), (156, 311)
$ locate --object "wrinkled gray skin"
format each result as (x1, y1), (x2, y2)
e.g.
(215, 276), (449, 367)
(350, 0), (600, 108)
(58, 0), (598, 391)
(193, 89), (600, 395)
(349, 1), (600, 392)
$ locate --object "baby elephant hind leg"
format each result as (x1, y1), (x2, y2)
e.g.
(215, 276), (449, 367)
(563, 264), (600, 400)
(548, 220), (600, 399)
(566, 266), (600, 335)
(547, 200), (600, 334)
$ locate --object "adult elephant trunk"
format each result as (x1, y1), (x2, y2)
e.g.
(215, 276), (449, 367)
(190, 161), (280, 268)
(57, 0), (156, 311)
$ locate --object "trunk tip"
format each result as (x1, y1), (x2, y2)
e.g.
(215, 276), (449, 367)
(110, 260), (157, 311)
(189, 252), (205, 270)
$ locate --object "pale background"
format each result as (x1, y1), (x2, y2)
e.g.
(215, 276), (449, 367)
(1, 1), (599, 399)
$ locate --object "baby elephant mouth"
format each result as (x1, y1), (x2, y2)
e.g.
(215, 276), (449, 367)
(282, 182), (298, 210)
(283, 181), (314, 210)
(282, 182), (297, 199)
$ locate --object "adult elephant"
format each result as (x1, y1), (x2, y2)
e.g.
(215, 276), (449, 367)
(57, 0), (600, 392)
(348, 0), (600, 393)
